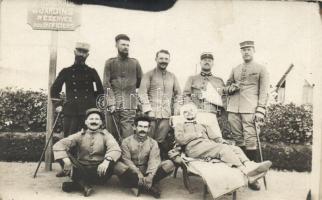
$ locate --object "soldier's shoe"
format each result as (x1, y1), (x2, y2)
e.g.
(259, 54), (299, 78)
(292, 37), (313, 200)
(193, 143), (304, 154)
(62, 182), (82, 192)
(146, 186), (161, 199)
(83, 186), (94, 197)
(242, 161), (272, 177)
(130, 187), (141, 197)
(248, 180), (261, 191)
(56, 170), (67, 177)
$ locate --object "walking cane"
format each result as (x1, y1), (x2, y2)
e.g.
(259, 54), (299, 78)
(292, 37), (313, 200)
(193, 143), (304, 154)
(254, 120), (268, 190)
(33, 111), (61, 178)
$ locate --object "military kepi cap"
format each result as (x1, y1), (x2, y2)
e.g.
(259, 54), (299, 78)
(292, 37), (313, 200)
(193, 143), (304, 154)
(85, 108), (103, 119)
(115, 34), (130, 42)
(240, 41), (254, 49)
(75, 42), (90, 51)
(200, 52), (214, 60)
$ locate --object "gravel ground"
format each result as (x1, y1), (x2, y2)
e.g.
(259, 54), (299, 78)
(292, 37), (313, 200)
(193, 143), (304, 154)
(0, 162), (310, 200)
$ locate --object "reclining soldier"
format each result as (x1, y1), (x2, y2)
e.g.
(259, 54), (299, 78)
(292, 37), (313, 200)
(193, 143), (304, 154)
(168, 103), (272, 188)
(119, 115), (176, 198)
(53, 108), (137, 197)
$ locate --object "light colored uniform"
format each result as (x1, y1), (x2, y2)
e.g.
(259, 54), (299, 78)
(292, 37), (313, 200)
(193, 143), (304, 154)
(53, 128), (121, 165)
(138, 68), (182, 143)
(121, 134), (175, 176)
(173, 121), (249, 167)
(226, 61), (269, 149)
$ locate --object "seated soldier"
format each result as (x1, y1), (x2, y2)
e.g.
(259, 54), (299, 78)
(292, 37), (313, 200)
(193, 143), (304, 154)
(168, 103), (272, 189)
(53, 108), (137, 197)
(119, 115), (175, 198)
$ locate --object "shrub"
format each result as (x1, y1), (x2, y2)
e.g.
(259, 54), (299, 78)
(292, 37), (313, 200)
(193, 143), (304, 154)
(0, 87), (63, 133)
(262, 142), (311, 172)
(261, 103), (313, 145)
(0, 132), (60, 162)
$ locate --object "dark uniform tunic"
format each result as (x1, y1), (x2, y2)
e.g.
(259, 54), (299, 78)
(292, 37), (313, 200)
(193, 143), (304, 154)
(51, 64), (104, 136)
(103, 56), (143, 138)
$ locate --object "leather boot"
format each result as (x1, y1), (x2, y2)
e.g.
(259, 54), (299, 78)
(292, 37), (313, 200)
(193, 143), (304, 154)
(62, 181), (82, 192)
(118, 169), (139, 188)
(77, 180), (93, 197)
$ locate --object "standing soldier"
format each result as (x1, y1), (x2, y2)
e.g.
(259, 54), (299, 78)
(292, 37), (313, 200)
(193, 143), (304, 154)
(51, 42), (104, 176)
(103, 34), (143, 139)
(183, 52), (226, 137)
(138, 49), (182, 159)
(225, 41), (269, 190)
(51, 42), (104, 136)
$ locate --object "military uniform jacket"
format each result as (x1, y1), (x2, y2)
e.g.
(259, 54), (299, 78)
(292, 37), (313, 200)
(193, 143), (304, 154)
(226, 61), (269, 113)
(138, 68), (182, 118)
(50, 64), (104, 116)
(121, 134), (161, 176)
(183, 73), (226, 113)
(53, 129), (121, 166)
(103, 56), (143, 110)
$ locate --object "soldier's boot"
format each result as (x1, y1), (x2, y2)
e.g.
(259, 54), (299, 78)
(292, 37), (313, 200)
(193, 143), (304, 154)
(77, 180), (93, 197)
(245, 149), (263, 190)
(62, 181), (82, 192)
(118, 169), (142, 196)
(153, 166), (172, 184)
(56, 161), (67, 177)
(145, 185), (161, 199)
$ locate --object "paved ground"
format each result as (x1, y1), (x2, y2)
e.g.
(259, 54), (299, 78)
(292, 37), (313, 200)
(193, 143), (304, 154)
(0, 162), (310, 200)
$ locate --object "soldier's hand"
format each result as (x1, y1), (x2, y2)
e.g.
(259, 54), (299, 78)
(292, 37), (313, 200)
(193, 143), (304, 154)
(55, 106), (63, 113)
(62, 158), (72, 175)
(147, 111), (155, 118)
(138, 172), (145, 186)
(254, 112), (265, 124)
(143, 174), (154, 189)
(108, 105), (116, 113)
(97, 160), (110, 177)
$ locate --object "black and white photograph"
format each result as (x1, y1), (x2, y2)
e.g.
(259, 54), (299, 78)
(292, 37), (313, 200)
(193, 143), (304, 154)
(0, 0), (321, 199)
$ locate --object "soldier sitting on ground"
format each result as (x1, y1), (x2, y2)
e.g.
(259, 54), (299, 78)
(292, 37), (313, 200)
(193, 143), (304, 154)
(119, 115), (176, 198)
(168, 103), (272, 189)
(53, 108), (138, 197)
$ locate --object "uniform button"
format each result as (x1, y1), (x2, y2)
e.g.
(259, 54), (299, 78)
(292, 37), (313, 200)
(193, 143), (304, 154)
(73, 89), (77, 92)
(72, 75), (75, 78)
(74, 96), (78, 99)
(84, 96), (88, 99)
(73, 82), (76, 85)
(86, 89), (89, 92)
(85, 81), (88, 84)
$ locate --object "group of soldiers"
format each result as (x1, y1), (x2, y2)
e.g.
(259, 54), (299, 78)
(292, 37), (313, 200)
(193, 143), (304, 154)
(51, 34), (272, 197)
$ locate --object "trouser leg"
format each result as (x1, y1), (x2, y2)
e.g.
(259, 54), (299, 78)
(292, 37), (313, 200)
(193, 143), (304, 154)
(187, 141), (243, 167)
(228, 112), (245, 147)
(114, 161), (139, 188)
(63, 115), (85, 137)
(152, 160), (175, 184)
(154, 119), (171, 160)
(241, 113), (257, 150)
(229, 145), (250, 164)
(117, 110), (136, 138)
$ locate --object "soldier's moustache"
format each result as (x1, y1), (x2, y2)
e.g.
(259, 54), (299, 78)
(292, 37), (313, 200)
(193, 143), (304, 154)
(160, 62), (168, 65)
(90, 122), (98, 126)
